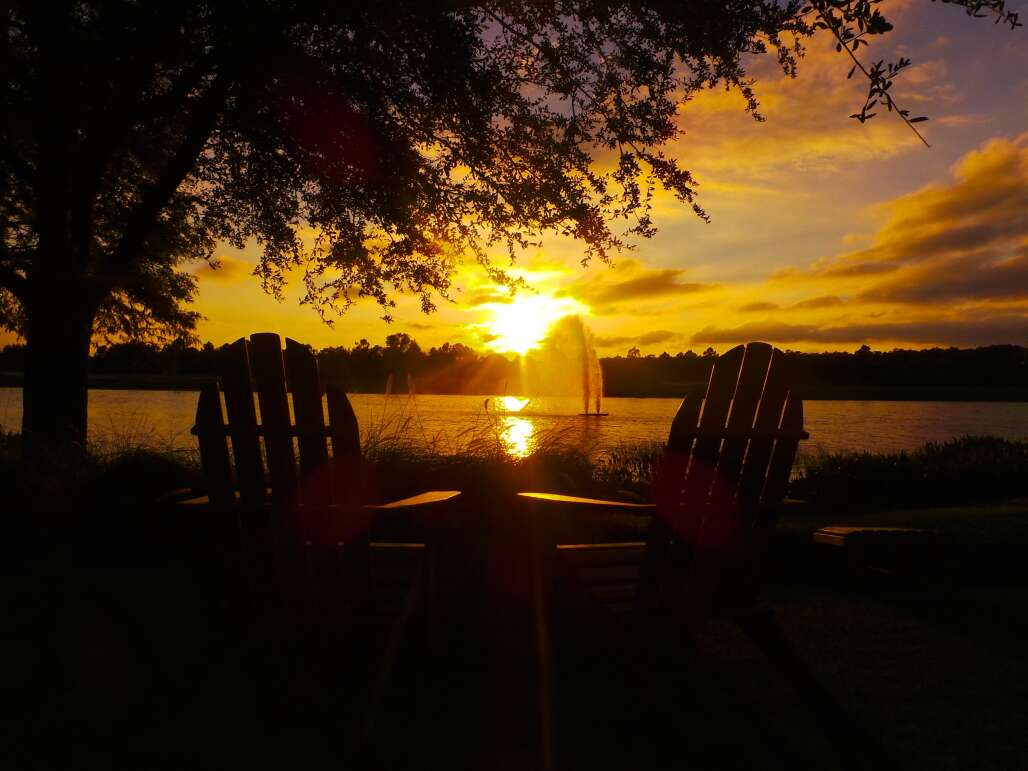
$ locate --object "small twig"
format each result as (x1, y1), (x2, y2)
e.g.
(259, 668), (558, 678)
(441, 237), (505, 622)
(816, 8), (930, 147)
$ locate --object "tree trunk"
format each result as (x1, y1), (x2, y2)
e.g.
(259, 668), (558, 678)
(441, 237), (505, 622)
(21, 290), (96, 460)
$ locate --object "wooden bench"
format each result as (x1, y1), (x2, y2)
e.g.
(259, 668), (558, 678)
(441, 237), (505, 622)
(814, 526), (940, 578)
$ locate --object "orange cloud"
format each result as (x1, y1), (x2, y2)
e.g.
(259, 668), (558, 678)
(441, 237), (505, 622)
(691, 314), (1028, 347)
(800, 134), (1028, 304)
(594, 330), (683, 349)
(192, 255), (252, 283)
(791, 295), (845, 310)
(558, 258), (716, 313)
(739, 301), (780, 312)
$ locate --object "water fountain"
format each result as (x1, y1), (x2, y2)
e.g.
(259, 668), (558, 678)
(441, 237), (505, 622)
(522, 315), (606, 416)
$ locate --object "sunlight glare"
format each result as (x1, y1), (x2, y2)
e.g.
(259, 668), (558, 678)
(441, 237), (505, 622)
(502, 416), (534, 458)
(496, 396), (529, 412)
(478, 293), (586, 355)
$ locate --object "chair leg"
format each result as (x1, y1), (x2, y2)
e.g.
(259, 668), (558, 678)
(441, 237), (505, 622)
(355, 559), (425, 751)
(733, 606), (892, 771)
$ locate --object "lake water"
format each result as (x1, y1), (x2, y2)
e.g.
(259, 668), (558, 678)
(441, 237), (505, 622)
(2, 388), (1027, 461)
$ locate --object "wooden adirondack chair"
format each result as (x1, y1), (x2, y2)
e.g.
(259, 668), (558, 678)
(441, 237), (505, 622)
(183, 332), (460, 624)
(520, 342), (803, 611)
(519, 342), (881, 769)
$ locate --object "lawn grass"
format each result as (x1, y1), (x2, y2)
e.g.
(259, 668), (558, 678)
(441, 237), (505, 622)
(777, 497), (1028, 546)
(5, 430), (1028, 768)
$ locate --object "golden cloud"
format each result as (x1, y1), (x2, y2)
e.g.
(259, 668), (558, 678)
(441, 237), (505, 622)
(801, 134), (1028, 304)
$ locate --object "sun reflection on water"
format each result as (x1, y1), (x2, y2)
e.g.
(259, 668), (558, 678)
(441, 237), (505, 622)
(496, 396), (529, 413)
(502, 416), (534, 458)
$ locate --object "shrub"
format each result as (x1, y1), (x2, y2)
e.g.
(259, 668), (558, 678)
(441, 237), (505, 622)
(789, 435), (1028, 510)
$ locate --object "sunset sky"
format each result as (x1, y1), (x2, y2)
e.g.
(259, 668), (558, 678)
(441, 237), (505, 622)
(78, 3), (1028, 355)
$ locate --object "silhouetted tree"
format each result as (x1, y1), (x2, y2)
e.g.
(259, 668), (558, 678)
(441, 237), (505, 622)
(1, 1), (1018, 453)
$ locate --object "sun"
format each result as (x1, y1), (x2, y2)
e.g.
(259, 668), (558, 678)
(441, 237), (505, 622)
(478, 293), (586, 355)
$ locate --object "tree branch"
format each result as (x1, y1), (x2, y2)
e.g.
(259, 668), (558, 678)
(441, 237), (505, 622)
(814, 4), (930, 147)
(0, 262), (28, 301)
(73, 50), (216, 266)
(100, 73), (231, 289)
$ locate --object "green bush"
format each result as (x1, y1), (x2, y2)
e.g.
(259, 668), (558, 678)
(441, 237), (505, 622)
(1, 428), (202, 513)
(789, 435), (1028, 510)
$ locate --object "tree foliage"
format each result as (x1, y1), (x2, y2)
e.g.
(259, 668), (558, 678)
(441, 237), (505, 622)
(2, 0), (1018, 346)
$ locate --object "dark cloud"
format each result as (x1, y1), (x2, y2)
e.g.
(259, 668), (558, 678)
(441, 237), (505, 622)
(595, 329), (681, 348)
(561, 259), (715, 311)
(691, 315), (1028, 347)
(739, 296), (843, 313)
(861, 248), (1028, 304)
(791, 295), (844, 310)
(462, 290), (512, 306)
(821, 261), (899, 277)
(192, 255), (251, 283)
(585, 271), (710, 303)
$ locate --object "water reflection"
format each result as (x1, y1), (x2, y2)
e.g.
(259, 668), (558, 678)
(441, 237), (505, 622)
(502, 416), (534, 458)
(2, 389), (1027, 459)
(496, 396), (529, 413)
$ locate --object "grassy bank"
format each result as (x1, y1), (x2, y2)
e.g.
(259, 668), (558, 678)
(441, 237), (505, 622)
(5, 429), (1028, 769)
(791, 435), (1028, 510)
(4, 426), (1027, 520)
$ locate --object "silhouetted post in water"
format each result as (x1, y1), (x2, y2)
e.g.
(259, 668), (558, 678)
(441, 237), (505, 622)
(582, 338), (591, 416)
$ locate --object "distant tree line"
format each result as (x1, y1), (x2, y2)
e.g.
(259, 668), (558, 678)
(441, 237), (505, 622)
(1, 339), (1026, 398)
(603, 344), (1028, 398)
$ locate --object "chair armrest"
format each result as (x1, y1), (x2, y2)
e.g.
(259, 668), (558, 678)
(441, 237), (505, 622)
(161, 487), (206, 505)
(364, 490), (462, 510)
(175, 494), (213, 506)
(170, 490), (460, 510)
(518, 491), (656, 515)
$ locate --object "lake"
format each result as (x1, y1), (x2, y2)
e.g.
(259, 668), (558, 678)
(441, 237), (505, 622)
(3, 388), (1028, 462)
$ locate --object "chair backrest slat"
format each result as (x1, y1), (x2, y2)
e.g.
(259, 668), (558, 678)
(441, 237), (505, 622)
(679, 344), (745, 507)
(220, 338), (266, 505)
(737, 348), (791, 508)
(711, 342), (773, 503)
(326, 384), (362, 510)
(197, 334), (370, 515)
(667, 393), (702, 455)
(194, 382), (234, 508)
(284, 338), (330, 475)
(658, 342), (805, 532)
(249, 333), (297, 502)
(762, 392), (803, 508)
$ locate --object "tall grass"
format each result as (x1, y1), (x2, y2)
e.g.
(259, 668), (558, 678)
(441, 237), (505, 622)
(1, 425), (202, 513)
(5, 404), (1027, 515)
(356, 395), (604, 502)
(789, 435), (1028, 510)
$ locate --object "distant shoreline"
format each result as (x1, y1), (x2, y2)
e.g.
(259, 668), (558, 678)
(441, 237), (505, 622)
(2, 372), (1028, 402)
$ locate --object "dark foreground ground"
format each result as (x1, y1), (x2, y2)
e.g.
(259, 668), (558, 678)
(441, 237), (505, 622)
(4, 499), (1028, 770)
